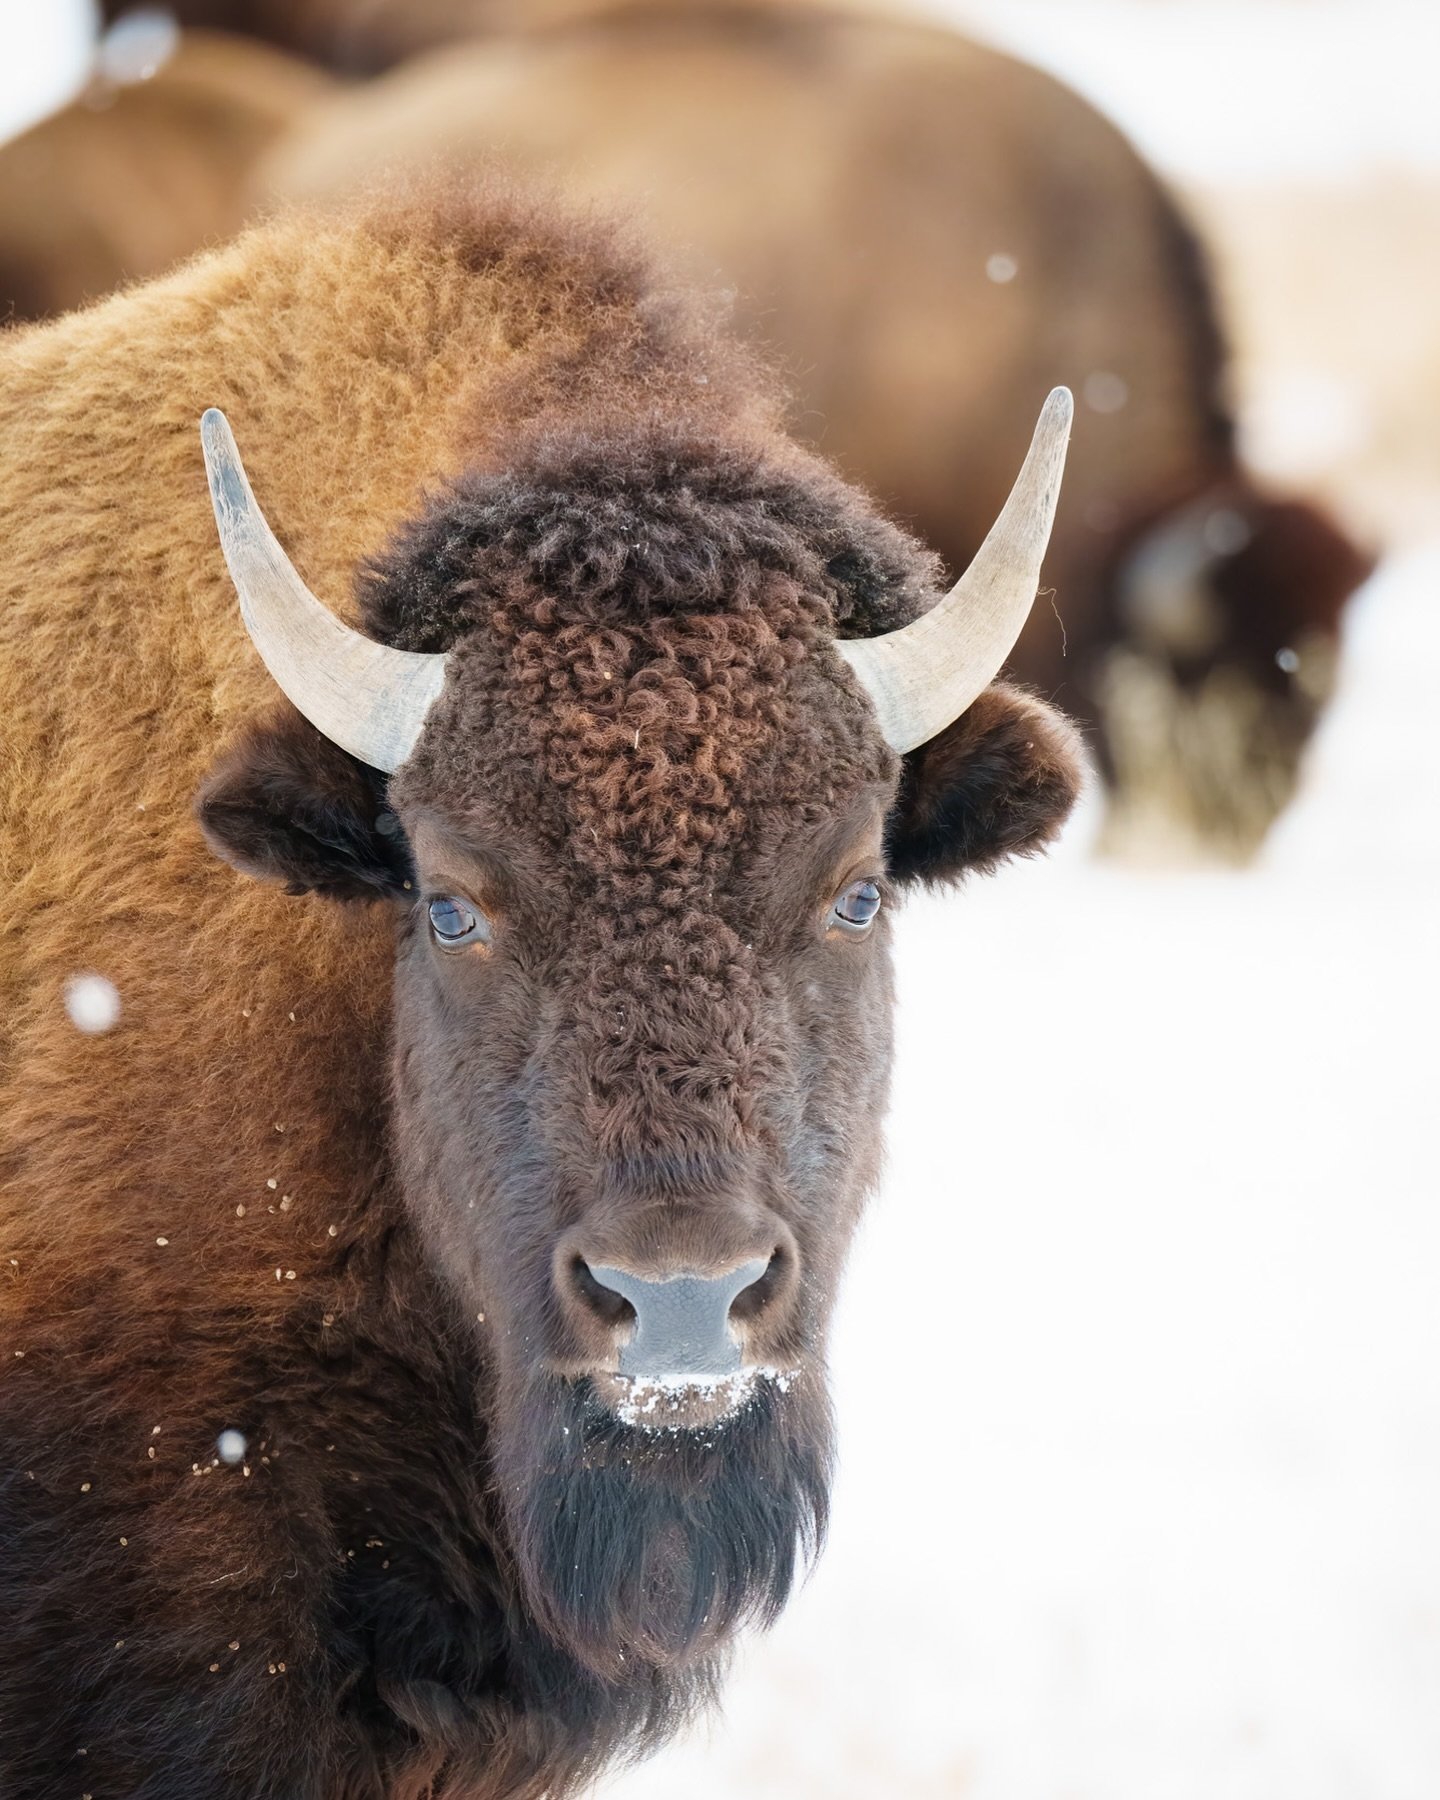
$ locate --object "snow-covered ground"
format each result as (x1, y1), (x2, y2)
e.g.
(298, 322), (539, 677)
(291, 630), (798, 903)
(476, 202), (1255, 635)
(2, 3), (1435, 1796)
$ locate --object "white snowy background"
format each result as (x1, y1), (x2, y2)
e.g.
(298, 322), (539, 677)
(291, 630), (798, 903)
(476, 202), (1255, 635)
(1, 3), (1436, 1796)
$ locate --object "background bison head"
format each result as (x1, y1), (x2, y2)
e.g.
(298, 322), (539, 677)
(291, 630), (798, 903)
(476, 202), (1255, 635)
(195, 408), (1082, 1678)
(1097, 484), (1376, 857)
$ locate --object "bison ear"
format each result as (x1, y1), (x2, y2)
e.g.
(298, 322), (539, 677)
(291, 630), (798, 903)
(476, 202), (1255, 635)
(885, 682), (1085, 885)
(195, 705), (414, 900)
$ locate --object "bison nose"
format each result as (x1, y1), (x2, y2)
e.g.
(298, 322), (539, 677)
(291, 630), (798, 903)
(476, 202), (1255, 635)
(578, 1257), (772, 1378)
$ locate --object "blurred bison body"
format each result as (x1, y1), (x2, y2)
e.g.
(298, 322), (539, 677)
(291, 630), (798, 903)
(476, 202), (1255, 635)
(0, 186), (1078, 1796)
(97, 0), (584, 74)
(254, 0), (1373, 853)
(18, 5), (1372, 850)
(0, 30), (332, 323)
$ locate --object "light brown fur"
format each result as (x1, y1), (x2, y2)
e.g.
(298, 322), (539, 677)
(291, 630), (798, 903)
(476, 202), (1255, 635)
(97, 0), (861, 73)
(6, 5), (1370, 851)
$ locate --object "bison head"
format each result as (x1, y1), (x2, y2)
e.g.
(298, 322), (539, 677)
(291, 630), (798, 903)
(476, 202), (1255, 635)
(1103, 485), (1374, 859)
(195, 396), (1082, 1679)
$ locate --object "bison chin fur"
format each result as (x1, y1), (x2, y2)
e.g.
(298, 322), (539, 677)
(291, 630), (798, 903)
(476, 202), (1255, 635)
(497, 1370), (833, 1681)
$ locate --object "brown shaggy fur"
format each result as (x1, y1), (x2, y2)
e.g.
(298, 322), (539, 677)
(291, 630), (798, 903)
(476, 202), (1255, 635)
(0, 183), (1079, 1798)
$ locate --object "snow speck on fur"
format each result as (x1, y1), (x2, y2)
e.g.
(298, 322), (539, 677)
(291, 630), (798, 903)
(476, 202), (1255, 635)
(63, 974), (120, 1034)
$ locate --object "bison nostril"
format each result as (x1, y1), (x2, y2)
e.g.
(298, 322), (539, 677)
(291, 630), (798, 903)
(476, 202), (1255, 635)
(580, 1256), (772, 1378)
(726, 1248), (785, 1325)
(570, 1258), (637, 1330)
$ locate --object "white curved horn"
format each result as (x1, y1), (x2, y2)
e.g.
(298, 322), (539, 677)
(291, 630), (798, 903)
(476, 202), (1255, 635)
(200, 408), (447, 773)
(835, 386), (1073, 753)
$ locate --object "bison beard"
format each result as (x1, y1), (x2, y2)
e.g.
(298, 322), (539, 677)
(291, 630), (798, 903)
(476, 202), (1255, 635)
(500, 1370), (832, 1679)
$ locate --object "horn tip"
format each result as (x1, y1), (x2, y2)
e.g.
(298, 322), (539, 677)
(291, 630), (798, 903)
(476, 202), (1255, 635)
(1043, 385), (1074, 430)
(199, 407), (233, 452)
(199, 407), (247, 512)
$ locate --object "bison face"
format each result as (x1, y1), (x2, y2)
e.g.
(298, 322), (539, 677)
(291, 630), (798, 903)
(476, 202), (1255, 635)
(194, 409), (1082, 1676)
(386, 615), (898, 1672)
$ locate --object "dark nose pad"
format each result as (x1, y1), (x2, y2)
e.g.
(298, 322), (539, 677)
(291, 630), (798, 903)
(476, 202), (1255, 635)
(584, 1258), (771, 1377)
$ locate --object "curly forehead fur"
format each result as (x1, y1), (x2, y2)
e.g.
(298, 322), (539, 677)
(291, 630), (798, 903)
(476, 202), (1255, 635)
(366, 427), (943, 655)
(369, 422), (943, 882)
(373, 426), (941, 1156)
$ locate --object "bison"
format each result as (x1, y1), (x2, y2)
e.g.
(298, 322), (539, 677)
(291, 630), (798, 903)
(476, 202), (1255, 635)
(251, 0), (1374, 857)
(0, 183), (1081, 1798)
(0, 27), (333, 326)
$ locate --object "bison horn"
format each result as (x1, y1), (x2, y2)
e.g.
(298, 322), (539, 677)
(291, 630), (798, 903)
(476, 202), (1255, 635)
(200, 409), (448, 772)
(835, 386), (1073, 753)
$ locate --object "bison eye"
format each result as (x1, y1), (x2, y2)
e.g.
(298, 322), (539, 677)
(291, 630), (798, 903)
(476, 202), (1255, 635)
(427, 896), (491, 951)
(830, 879), (882, 933)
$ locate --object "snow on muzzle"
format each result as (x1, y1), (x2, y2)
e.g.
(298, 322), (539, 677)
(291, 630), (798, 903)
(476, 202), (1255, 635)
(576, 1257), (797, 1429)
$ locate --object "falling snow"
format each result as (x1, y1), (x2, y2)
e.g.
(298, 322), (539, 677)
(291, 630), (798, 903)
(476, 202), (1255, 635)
(1082, 369), (1129, 414)
(0, 5), (1433, 1798)
(63, 974), (120, 1034)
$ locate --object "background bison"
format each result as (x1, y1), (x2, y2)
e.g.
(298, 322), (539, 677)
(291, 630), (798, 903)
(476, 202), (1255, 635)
(0, 27), (331, 322)
(8, 0), (1374, 855)
(96, 0), (567, 75)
